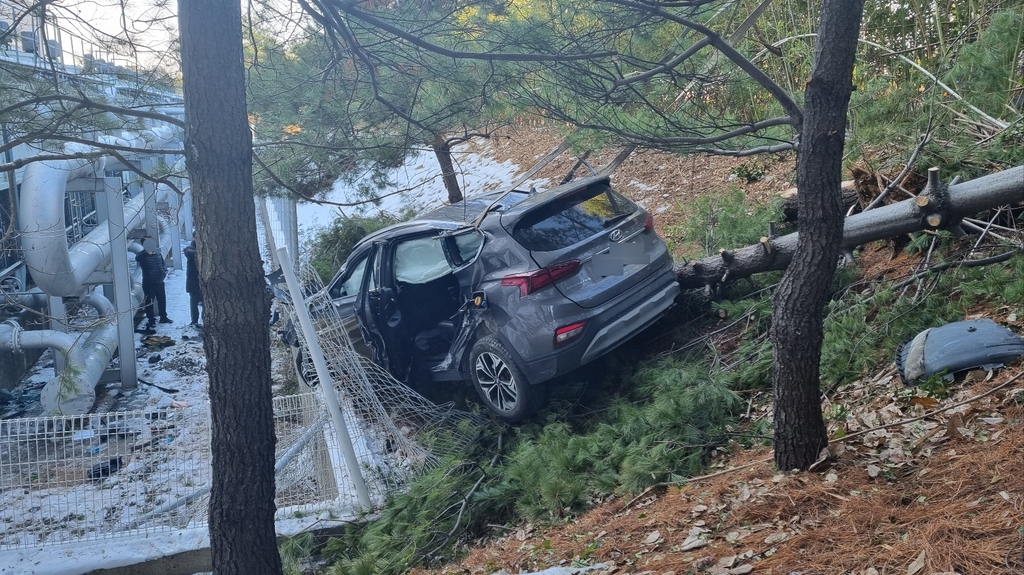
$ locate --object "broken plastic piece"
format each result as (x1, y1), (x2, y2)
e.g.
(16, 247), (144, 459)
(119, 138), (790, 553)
(896, 319), (1024, 384)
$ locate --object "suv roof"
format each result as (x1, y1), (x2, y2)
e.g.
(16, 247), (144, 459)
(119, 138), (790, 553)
(355, 175), (614, 246)
(346, 175), (619, 262)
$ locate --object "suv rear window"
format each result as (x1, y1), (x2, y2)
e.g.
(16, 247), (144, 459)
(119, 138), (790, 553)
(511, 183), (637, 251)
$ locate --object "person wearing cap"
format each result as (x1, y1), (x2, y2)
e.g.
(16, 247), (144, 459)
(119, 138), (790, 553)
(183, 231), (203, 327)
(136, 238), (172, 328)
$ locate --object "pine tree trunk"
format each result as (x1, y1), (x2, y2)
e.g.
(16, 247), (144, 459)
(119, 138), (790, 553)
(771, 0), (866, 471)
(432, 133), (463, 204)
(178, 2), (283, 573)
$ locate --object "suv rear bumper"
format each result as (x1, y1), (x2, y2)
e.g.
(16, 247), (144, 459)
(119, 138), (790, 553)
(579, 278), (679, 364)
(503, 270), (680, 384)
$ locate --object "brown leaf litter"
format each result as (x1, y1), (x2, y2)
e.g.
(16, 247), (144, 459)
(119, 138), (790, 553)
(412, 365), (1024, 575)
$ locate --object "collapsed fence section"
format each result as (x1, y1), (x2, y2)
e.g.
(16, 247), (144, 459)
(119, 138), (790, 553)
(274, 250), (488, 469)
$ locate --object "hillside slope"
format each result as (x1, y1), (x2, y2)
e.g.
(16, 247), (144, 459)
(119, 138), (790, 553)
(408, 125), (1024, 575)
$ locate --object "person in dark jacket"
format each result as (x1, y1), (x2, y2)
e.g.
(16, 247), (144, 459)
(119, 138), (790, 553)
(183, 232), (203, 326)
(136, 238), (171, 328)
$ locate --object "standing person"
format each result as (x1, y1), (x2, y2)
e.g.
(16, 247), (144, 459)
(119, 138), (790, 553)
(183, 231), (203, 326)
(136, 238), (172, 329)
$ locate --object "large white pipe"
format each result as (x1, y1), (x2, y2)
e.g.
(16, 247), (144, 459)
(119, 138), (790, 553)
(31, 243), (148, 414)
(0, 320), (79, 364)
(20, 130), (176, 297)
(2, 288), (49, 310)
(38, 289), (142, 414)
(13, 126), (180, 413)
(21, 187), (148, 297)
(18, 155), (106, 296)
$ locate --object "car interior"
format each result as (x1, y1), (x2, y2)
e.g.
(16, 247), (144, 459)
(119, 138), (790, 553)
(391, 236), (468, 379)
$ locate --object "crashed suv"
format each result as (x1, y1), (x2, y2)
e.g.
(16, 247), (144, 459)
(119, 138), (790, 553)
(322, 175), (680, 421)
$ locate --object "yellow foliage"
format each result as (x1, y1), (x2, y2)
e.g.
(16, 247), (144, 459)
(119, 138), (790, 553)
(283, 124), (302, 135)
(455, 5), (480, 26)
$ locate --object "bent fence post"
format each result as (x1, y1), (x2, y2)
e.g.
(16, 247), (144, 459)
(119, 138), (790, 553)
(276, 246), (373, 511)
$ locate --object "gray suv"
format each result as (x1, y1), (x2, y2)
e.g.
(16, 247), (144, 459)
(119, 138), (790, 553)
(325, 175), (680, 422)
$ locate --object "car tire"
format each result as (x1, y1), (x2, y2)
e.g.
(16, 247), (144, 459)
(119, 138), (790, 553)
(469, 336), (541, 423)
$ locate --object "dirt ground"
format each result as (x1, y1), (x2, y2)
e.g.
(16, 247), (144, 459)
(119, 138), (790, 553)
(408, 125), (1024, 575)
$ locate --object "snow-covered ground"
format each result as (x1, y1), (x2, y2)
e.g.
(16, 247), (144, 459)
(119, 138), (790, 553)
(295, 146), (551, 244)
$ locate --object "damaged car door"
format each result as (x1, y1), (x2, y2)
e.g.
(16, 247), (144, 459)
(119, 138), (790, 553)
(355, 233), (460, 383)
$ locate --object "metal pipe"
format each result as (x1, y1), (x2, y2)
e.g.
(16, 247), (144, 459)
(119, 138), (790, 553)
(19, 127), (177, 297)
(38, 290), (134, 414)
(20, 165), (151, 297)
(0, 320), (78, 364)
(1, 287), (49, 310)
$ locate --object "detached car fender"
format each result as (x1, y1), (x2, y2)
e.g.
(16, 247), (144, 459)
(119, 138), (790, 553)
(896, 319), (1024, 384)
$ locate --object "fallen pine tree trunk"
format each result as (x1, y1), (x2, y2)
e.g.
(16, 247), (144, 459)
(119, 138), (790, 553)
(673, 166), (1024, 291)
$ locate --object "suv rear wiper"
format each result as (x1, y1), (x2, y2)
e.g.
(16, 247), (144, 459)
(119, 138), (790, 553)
(602, 214), (630, 228)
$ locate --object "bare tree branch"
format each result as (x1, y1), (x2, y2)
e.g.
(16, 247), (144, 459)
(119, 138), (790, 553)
(599, 0), (803, 125)
(0, 95), (184, 128)
(692, 142), (796, 156)
(306, 0), (618, 62)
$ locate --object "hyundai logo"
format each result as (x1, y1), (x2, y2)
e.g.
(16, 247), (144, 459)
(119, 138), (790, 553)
(609, 229), (623, 242)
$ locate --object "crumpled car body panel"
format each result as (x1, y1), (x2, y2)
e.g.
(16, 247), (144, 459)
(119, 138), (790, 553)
(896, 319), (1024, 384)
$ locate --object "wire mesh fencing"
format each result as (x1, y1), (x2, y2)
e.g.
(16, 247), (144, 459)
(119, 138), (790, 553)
(0, 406), (211, 548)
(0, 390), (374, 550)
(281, 261), (488, 477)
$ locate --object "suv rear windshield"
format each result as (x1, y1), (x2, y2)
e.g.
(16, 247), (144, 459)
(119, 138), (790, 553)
(511, 183), (638, 252)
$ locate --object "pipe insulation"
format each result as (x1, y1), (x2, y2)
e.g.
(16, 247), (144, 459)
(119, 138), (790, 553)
(0, 289), (137, 414)
(9, 126), (181, 414)
(18, 155), (106, 297)
(0, 320), (79, 364)
(36, 289), (143, 414)
(20, 129), (176, 298)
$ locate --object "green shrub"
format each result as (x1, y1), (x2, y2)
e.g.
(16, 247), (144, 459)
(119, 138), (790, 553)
(307, 214), (397, 283)
(674, 189), (785, 259)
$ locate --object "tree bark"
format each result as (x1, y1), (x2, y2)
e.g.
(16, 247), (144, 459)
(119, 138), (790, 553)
(782, 187), (859, 221)
(671, 166), (1024, 290)
(178, 2), (283, 573)
(770, 0), (865, 471)
(432, 132), (463, 204)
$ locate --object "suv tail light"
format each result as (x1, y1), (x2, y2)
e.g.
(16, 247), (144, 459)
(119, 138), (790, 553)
(501, 260), (581, 296)
(644, 212), (654, 231)
(555, 321), (587, 347)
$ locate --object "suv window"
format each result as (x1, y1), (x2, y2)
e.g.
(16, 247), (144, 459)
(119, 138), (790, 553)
(511, 183), (637, 252)
(450, 230), (483, 266)
(330, 254), (368, 298)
